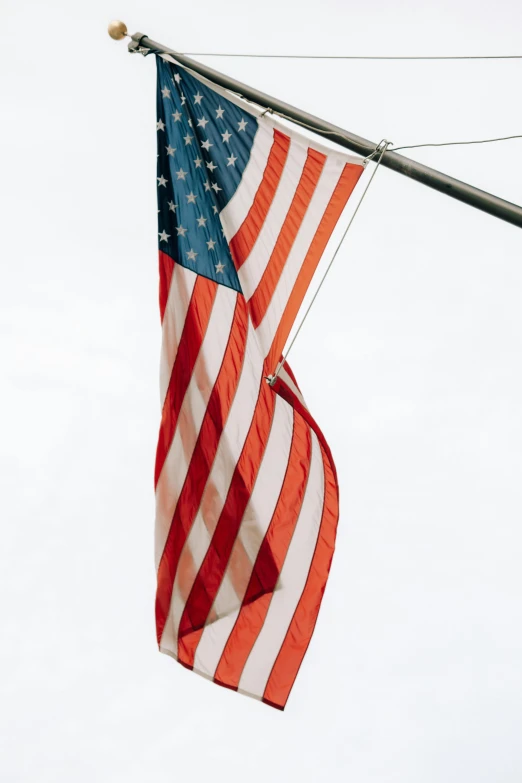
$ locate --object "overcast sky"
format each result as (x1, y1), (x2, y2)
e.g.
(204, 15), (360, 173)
(2, 0), (522, 780)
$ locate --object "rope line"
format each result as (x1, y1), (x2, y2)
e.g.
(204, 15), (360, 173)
(268, 141), (392, 384)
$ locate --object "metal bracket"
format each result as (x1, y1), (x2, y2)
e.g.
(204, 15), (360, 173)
(128, 33), (152, 56)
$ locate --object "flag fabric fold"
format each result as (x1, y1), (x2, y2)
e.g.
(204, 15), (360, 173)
(153, 54), (364, 709)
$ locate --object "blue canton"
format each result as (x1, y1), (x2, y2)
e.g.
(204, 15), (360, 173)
(156, 56), (258, 293)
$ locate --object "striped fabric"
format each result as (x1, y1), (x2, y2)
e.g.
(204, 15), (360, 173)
(154, 55), (365, 710)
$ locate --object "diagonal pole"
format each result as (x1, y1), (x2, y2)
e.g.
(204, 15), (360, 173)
(110, 23), (522, 229)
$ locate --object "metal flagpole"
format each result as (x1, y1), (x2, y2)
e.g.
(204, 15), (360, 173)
(108, 21), (522, 229)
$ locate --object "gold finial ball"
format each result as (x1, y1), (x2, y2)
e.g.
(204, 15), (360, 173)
(108, 20), (128, 40)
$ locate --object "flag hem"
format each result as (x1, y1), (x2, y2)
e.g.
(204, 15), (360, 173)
(159, 645), (285, 710)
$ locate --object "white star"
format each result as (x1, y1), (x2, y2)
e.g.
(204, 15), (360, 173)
(176, 225), (188, 237)
(201, 139), (213, 151)
(168, 201), (177, 212)
(206, 161), (217, 172)
(159, 230), (170, 242)
(186, 248), (198, 261)
(172, 110), (182, 122)
(174, 73), (181, 84)
(161, 86), (171, 99)
(206, 238), (217, 250)
(204, 181), (211, 192)
(188, 119), (193, 127)
(186, 192), (197, 204)
(221, 130), (232, 143)
(176, 168), (188, 180)
(156, 119), (165, 131)
(238, 118), (248, 132)
(166, 145), (176, 156)
(180, 94), (186, 105)
(194, 157), (203, 168)
(215, 106), (225, 119)
(197, 117), (209, 128)
(211, 182), (222, 193)
(194, 92), (203, 105)
(184, 133), (193, 145)
(197, 216), (207, 228)
(212, 205), (219, 214)
(157, 175), (168, 187)
(215, 261), (225, 274)
(227, 153), (238, 167)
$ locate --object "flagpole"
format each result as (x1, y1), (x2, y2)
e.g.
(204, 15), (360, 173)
(109, 23), (522, 229)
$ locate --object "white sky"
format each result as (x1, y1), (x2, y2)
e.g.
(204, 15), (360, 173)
(2, 0), (522, 780)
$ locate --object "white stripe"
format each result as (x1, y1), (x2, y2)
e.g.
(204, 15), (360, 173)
(238, 139), (308, 301)
(154, 283), (237, 572)
(260, 113), (365, 167)
(168, 320), (265, 640)
(154, 388), (205, 571)
(219, 123), (275, 240)
(238, 430), (324, 699)
(160, 263), (197, 408)
(278, 365), (307, 409)
(161, 582), (184, 650)
(254, 155), (346, 355)
(193, 394), (295, 678)
(158, 286), (238, 655)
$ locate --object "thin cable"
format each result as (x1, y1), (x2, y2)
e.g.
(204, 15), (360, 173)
(250, 106), (522, 157)
(269, 141), (391, 384)
(184, 52), (522, 60)
(262, 108), (522, 155)
(161, 55), (522, 157)
(392, 134), (522, 151)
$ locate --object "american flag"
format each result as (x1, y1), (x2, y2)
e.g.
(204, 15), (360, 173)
(154, 54), (364, 710)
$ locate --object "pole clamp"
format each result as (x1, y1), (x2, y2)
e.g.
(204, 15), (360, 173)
(128, 33), (153, 56)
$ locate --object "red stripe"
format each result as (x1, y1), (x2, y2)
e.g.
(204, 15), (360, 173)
(280, 359), (300, 390)
(272, 375), (337, 486)
(213, 408), (312, 689)
(162, 286), (225, 615)
(159, 250), (175, 323)
(249, 148), (326, 328)
(155, 295), (249, 645)
(176, 379), (277, 666)
(172, 308), (254, 612)
(261, 378), (339, 710)
(228, 130), (290, 270)
(154, 276), (217, 487)
(266, 162), (364, 372)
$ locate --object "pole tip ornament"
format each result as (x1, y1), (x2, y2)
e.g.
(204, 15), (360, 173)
(108, 20), (128, 40)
